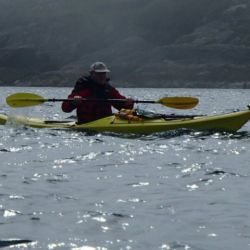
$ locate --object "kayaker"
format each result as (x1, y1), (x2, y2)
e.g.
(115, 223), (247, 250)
(61, 62), (134, 123)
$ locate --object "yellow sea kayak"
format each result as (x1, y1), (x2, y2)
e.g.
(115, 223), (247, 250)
(0, 109), (250, 134)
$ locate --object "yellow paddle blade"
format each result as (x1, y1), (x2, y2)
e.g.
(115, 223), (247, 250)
(157, 96), (199, 109)
(6, 93), (46, 107)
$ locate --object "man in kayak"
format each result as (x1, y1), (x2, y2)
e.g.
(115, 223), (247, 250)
(62, 62), (134, 123)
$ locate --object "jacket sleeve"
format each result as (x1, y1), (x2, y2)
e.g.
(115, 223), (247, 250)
(61, 83), (91, 113)
(109, 87), (134, 111)
(61, 92), (77, 113)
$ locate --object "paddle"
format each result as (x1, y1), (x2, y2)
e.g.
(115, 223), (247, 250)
(6, 92), (199, 109)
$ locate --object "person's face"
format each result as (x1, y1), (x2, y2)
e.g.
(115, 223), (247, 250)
(91, 72), (107, 85)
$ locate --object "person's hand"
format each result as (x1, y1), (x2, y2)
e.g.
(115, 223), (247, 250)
(125, 98), (134, 106)
(72, 96), (84, 106)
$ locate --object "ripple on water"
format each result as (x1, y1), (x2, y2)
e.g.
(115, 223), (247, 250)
(0, 240), (33, 248)
(160, 241), (191, 250)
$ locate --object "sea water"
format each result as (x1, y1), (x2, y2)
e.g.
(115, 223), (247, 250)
(0, 87), (250, 250)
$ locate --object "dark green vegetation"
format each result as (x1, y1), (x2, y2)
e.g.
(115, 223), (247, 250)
(0, 0), (250, 87)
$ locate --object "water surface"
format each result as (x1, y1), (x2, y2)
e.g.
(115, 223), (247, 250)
(0, 87), (250, 250)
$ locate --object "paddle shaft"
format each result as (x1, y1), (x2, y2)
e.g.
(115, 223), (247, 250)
(45, 98), (156, 104)
(46, 98), (196, 107)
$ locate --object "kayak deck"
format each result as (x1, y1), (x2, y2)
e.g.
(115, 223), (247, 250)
(0, 109), (250, 134)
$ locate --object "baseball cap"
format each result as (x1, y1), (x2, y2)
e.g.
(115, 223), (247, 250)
(90, 62), (110, 73)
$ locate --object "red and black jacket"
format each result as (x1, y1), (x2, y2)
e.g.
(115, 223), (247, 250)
(62, 75), (134, 122)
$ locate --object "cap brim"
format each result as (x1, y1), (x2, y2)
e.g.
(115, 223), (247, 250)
(93, 69), (110, 73)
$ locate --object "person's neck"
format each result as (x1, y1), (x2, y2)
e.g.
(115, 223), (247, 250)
(92, 79), (107, 86)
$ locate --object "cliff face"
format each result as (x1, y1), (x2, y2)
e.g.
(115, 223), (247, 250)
(1, 0), (250, 88)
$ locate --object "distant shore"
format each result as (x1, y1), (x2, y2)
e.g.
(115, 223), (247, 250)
(1, 80), (249, 89)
